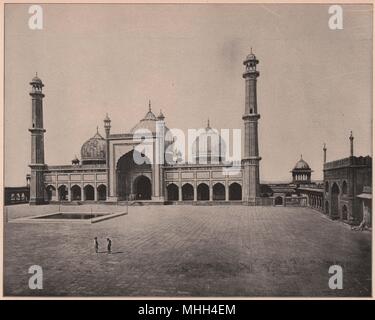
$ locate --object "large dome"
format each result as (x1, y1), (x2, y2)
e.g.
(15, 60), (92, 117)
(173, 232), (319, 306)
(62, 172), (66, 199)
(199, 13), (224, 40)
(192, 121), (226, 164)
(81, 130), (106, 165)
(293, 156), (311, 170)
(130, 104), (172, 143)
(131, 109), (158, 134)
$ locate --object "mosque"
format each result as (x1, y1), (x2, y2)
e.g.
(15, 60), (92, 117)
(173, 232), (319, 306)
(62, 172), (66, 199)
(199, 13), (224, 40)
(26, 50), (372, 225)
(28, 50), (262, 206)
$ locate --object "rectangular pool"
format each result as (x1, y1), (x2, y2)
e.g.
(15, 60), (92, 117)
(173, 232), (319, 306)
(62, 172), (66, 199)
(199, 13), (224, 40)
(34, 213), (107, 220)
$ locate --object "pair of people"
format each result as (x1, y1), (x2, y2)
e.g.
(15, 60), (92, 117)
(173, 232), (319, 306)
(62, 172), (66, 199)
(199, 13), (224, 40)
(94, 237), (112, 253)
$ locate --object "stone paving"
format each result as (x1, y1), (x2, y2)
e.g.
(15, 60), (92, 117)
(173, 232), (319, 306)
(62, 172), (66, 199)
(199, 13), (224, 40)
(3, 204), (372, 297)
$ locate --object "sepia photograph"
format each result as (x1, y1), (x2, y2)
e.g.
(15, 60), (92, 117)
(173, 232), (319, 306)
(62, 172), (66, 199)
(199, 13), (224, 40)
(2, 2), (373, 298)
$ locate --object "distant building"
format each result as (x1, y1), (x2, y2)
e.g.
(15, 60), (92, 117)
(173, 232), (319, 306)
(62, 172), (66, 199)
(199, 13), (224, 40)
(291, 156), (313, 185)
(323, 132), (372, 223)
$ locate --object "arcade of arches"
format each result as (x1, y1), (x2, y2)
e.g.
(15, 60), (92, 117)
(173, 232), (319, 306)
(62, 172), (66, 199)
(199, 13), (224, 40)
(46, 184), (107, 202)
(166, 182), (242, 201)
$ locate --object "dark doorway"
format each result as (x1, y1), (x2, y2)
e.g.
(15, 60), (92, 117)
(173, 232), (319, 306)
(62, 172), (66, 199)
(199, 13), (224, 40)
(197, 183), (209, 201)
(84, 185), (95, 201)
(213, 183), (225, 200)
(325, 201), (329, 215)
(182, 184), (194, 201)
(46, 186), (56, 201)
(229, 183), (242, 200)
(342, 205), (348, 220)
(58, 185), (68, 201)
(167, 183), (179, 201)
(275, 196), (283, 206)
(97, 185), (107, 201)
(331, 183), (340, 218)
(71, 185), (81, 200)
(134, 176), (152, 200)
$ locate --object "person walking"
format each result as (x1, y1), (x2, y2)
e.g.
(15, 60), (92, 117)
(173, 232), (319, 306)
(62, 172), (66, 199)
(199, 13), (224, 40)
(107, 238), (112, 254)
(94, 237), (99, 253)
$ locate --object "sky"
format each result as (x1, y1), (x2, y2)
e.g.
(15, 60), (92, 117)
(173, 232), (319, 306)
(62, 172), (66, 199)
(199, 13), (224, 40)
(4, 3), (373, 186)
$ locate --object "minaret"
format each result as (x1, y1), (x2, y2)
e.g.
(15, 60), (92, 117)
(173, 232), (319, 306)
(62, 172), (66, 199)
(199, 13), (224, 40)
(29, 74), (46, 205)
(323, 143), (327, 163)
(153, 107), (165, 202)
(349, 131), (354, 157)
(242, 49), (261, 205)
(104, 113), (111, 199)
(104, 113), (111, 138)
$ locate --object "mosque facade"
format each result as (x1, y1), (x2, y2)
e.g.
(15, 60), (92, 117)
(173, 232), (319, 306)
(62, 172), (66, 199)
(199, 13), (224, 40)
(26, 51), (372, 225)
(28, 51), (261, 206)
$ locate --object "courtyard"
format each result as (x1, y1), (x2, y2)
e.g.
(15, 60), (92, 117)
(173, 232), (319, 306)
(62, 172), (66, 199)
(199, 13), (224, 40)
(3, 204), (372, 297)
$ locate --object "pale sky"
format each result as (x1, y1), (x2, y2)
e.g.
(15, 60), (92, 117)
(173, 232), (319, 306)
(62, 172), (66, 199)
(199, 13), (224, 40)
(4, 4), (373, 186)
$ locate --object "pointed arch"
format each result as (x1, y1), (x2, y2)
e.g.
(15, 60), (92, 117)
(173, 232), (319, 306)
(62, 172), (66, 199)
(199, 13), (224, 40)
(97, 184), (107, 201)
(229, 182), (242, 200)
(182, 183), (194, 201)
(46, 185), (56, 201)
(84, 184), (95, 201)
(58, 185), (68, 201)
(197, 183), (209, 201)
(71, 185), (81, 201)
(167, 183), (179, 201)
(213, 183), (225, 201)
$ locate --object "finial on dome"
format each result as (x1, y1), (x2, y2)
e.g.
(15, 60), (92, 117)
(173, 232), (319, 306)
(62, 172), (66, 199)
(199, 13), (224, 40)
(250, 47), (253, 54)
(149, 100), (152, 112)
(96, 126), (99, 133)
(207, 118), (210, 128)
(300, 154), (303, 159)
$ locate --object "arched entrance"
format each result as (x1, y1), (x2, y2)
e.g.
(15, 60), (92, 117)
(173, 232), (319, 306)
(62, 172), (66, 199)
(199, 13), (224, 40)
(134, 175), (151, 200)
(46, 185), (56, 201)
(229, 183), (242, 200)
(84, 185), (95, 201)
(275, 196), (283, 206)
(116, 150), (152, 200)
(167, 183), (179, 201)
(71, 185), (81, 201)
(342, 205), (348, 220)
(197, 183), (209, 201)
(331, 183), (340, 218)
(182, 183), (194, 201)
(97, 184), (107, 201)
(58, 185), (68, 201)
(213, 183), (225, 200)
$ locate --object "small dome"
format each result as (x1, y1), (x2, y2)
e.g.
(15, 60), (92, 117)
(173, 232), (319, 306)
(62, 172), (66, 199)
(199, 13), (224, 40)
(246, 53), (256, 60)
(32, 76), (42, 83)
(192, 120), (226, 164)
(81, 129), (106, 165)
(30, 74), (44, 86)
(157, 110), (165, 120)
(104, 113), (111, 122)
(293, 156), (311, 170)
